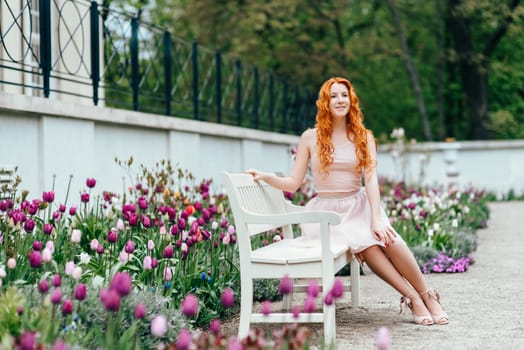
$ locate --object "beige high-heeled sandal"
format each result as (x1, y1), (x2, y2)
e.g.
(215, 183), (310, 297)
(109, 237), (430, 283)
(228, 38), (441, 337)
(400, 292), (434, 326)
(420, 288), (449, 325)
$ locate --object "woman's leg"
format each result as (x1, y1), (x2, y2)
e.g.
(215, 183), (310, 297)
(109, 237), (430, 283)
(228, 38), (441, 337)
(384, 242), (447, 319)
(359, 245), (430, 319)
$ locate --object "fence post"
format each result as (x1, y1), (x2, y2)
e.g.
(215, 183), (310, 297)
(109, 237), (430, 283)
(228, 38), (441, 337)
(216, 50), (222, 123)
(280, 79), (289, 133)
(253, 66), (259, 129)
(236, 59), (242, 126)
(90, 1), (100, 106)
(293, 85), (300, 134)
(163, 31), (172, 116)
(39, 0), (51, 98)
(130, 17), (139, 111)
(269, 74), (275, 131)
(192, 40), (199, 120)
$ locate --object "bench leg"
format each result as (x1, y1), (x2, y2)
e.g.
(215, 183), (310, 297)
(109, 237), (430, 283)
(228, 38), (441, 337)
(238, 277), (254, 340)
(350, 258), (361, 307)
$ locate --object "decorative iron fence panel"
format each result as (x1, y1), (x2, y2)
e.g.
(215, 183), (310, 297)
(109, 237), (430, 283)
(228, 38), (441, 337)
(0, 0), (315, 135)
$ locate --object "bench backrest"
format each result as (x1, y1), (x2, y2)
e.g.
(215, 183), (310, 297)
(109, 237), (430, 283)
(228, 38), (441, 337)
(222, 172), (289, 238)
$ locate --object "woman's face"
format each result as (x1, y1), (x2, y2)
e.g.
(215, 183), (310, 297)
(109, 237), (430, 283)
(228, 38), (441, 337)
(329, 82), (350, 119)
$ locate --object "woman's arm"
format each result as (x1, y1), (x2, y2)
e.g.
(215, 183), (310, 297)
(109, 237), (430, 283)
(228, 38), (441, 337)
(363, 132), (397, 245)
(245, 129), (313, 192)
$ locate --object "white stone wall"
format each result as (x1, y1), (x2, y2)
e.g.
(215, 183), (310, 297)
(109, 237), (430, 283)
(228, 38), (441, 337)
(1, 91), (523, 203)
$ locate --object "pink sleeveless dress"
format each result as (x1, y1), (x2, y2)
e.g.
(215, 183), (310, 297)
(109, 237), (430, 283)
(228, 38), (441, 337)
(297, 141), (405, 256)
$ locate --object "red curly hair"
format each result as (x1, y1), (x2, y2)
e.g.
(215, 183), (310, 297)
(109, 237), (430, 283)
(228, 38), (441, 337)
(315, 77), (373, 175)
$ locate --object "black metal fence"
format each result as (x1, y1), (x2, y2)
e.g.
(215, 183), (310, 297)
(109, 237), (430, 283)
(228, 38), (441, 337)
(0, 0), (316, 135)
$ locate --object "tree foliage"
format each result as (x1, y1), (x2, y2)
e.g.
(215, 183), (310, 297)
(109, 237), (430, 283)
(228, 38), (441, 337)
(104, 0), (524, 141)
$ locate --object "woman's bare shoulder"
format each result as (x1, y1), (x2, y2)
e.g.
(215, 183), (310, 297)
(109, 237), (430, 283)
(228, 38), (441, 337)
(301, 128), (317, 140)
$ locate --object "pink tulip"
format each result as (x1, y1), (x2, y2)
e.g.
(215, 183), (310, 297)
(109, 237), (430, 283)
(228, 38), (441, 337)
(143, 256), (152, 270)
(307, 280), (320, 298)
(71, 229), (82, 243)
(107, 230), (118, 243)
(151, 315), (168, 337)
(90, 239), (99, 251)
(209, 319), (221, 334)
(279, 275), (293, 295)
(261, 300), (272, 316)
(175, 328), (191, 349)
(51, 288), (62, 305)
(303, 296), (316, 313)
(375, 326), (391, 350)
(19, 331), (37, 350)
(7, 257), (16, 269)
(134, 303), (146, 319)
(181, 294), (199, 317)
(330, 278), (344, 299)
(24, 218), (35, 232)
(324, 292), (334, 306)
(292, 305), (301, 319)
(220, 288), (235, 308)
(125, 240), (135, 253)
(163, 266), (173, 280)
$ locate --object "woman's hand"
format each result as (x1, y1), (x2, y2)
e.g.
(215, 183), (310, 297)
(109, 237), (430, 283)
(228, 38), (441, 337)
(244, 169), (267, 182)
(371, 221), (397, 247)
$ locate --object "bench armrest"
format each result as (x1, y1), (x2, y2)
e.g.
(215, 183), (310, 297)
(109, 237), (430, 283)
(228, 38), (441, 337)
(242, 209), (341, 226)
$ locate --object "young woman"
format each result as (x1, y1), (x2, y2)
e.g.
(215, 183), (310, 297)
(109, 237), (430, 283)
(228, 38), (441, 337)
(246, 77), (448, 326)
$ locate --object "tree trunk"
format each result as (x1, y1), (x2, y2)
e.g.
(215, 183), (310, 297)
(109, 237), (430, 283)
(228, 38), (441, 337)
(445, 0), (520, 139)
(435, 0), (446, 140)
(386, 0), (433, 141)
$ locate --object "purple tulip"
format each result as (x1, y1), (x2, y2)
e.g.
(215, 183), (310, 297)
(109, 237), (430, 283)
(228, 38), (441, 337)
(59, 204), (66, 212)
(177, 218), (186, 230)
(125, 240), (135, 254)
(128, 213), (138, 226)
(170, 225), (179, 236)
(107, 230), (118, 243)
(162, 245), (174, 258)
(141, 214), (152, 228)
(110, 271), (132, 296)
(151, 258), (158, 268)
(100, 288), (121, 312)
(86, 178), (96, 188)
(74, 284), (87, 301)
(69, 205), (77, 216)
(220, 288), (235, 308)
(62, 299), (73, 315)
(42, 191), (55, 203)
(29, 251), (42, 268)
(32, 240), (43, 251)
(38, 279), (49, 294)
(19, 331), (37, 350)
(134, 303), (146, 319)
(24, 219), (35, 232)
(96, 244), (104, 254)
(80, 193), (90, 203)
(324, 292), (334, 306)
(52, 274), (61, 287)
(181, 294), (199, 317)
(292, 305), (301, 319)
(138, 197), (148, 210)
(43, 223), (54, 235)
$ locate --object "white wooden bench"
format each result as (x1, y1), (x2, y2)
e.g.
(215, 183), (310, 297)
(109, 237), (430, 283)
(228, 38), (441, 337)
(222, 172), (360, 346)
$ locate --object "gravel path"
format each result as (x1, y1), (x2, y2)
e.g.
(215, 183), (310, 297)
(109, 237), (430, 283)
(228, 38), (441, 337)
(223, 201), (524, 349)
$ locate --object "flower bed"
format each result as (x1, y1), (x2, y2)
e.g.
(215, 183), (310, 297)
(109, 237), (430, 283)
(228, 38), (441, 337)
(0, 160), (490, 348)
